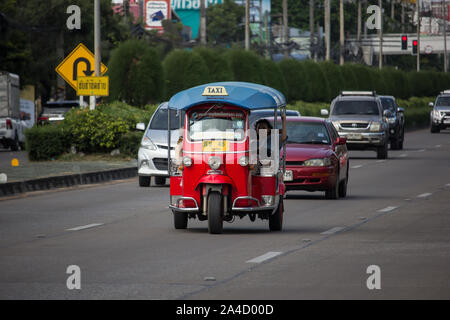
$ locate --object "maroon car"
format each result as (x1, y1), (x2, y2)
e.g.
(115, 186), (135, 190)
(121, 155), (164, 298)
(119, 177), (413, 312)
(282, 117), (349, 199)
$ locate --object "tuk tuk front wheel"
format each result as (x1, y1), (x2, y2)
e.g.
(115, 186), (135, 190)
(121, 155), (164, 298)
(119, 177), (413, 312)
(207, 192), (223, 234)
(269, 197), (283, 231)
(173, 211), (188, 229)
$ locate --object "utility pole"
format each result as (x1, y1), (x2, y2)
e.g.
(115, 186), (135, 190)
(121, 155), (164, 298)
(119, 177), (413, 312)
(443, 0), (448, 72)
(401, 0), (405, 34)
(283, 0), (289, 58)
(379, 0), (383, 69)
(245, 0), (250, 50)
(310, 0), (315, 59)
(340, 0), (344, 65)
(324, 0), (330, 60)
(417, 0), (421, 71)
(200, 0), (207, 45)
(91, 0), (101, 110)
(357, 0), (362, 43)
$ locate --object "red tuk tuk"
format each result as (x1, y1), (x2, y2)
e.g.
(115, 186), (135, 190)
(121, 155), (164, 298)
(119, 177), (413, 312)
(167, 82), (287, 234)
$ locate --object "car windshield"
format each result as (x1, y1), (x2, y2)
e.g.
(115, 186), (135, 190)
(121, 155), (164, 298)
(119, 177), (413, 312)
(436, 96), (450, 107)
(188, 109), (246, 141)
(149, 108), (180, 130)
(42, 102), (78, 115)
(333, 100), (380, 116)
(380, 98), (396, 112)
(286, 122), (331, 145)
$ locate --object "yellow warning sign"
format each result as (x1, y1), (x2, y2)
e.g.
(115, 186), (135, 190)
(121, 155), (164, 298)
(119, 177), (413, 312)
(77, 76), (109, 96)
(55, 43), (107, 91)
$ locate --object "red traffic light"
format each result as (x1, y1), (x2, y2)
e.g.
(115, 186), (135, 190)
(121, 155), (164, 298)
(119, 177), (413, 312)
(412, 40), (418, 54)
(401, 35), (408, 50)
(413, 40), (418, 46)
(402, 36), (407, 41)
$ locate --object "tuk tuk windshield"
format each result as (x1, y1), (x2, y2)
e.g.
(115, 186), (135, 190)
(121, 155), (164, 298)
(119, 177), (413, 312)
(188, 109), (246, 141)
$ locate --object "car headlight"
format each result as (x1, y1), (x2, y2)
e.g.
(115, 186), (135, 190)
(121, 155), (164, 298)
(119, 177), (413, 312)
(387, 117), (396, 124)
(332, 121), (340, 130)
(304, 158), (331, 167)
(238, 155), (248, 166)
(433, 110), (441, 119)
(208, 156), (222, 170)
(182, 156), (192, 167)
(141, 137), (157, 150)
(369, 122), (381, 131)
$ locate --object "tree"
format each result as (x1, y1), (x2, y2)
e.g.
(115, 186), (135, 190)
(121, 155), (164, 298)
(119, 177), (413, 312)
(206, 0), (245, 46)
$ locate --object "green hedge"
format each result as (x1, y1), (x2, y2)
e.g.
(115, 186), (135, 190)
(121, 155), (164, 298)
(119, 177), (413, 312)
(25, 125), (70, 161)
(118, 131), (144, 157)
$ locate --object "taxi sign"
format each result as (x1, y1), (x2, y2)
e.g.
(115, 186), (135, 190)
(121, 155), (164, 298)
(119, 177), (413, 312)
(55, 43), (108, 91)
(202, 86), (228, 96)
(77, 76), (109, 96)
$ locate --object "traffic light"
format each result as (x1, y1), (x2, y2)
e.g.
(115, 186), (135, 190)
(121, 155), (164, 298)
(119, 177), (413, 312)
(412, 40), (418, 55)
(401, 35), (408, 50)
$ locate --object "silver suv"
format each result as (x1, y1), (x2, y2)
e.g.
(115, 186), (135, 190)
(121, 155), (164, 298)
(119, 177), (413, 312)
(136, 102), (181, 187)
(324, 91), (390, 159)
(430, 91), (450, 133)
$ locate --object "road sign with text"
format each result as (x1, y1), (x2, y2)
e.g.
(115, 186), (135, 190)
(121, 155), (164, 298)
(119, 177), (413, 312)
(76, 76), (109, 96)
(55, 43), (107, 91)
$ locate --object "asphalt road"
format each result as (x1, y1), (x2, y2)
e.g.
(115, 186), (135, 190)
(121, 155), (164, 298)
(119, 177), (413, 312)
(1, 129), (450, 300)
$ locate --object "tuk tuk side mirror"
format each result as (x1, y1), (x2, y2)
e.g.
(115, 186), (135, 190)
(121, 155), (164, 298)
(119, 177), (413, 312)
(397, 107), (404, 113)
(336, 137), (347, 145)
(320, 109), (329, 117)
(429, 102), (434, 108)
(136, 122), (146, 131)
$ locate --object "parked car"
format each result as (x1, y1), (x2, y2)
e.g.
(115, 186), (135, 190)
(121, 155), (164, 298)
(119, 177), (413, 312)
(136, 102), (181, 187)
(323, 91), (390, 159)
(379, 95), (405, 150)
(38, 100), (80, 125)
(282, 116), (349, 199)
(430, 90), (450, 133)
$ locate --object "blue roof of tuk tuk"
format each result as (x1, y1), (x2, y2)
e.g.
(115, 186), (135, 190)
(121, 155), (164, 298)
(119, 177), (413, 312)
(167, 82), (286, 111)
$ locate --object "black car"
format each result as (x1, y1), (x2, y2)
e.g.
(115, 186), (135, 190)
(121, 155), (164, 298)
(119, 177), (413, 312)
(379, 96), (405, 150)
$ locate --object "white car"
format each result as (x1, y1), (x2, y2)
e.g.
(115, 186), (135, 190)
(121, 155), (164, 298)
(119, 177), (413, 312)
(430, 90), (450, 133)
(136, 102), (181, 187)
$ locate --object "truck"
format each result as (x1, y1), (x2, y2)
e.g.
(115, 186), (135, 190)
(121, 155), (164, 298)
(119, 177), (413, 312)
(0, 71), (26, 151)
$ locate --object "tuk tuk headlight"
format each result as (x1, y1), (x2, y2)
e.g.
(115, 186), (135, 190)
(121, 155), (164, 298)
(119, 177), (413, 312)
(304, 158), (331, 167)
(208, 156), (222, 170)
(261, 195), (275, 206)
(238, 156), (248, 166)
(182, 156), (192, 167)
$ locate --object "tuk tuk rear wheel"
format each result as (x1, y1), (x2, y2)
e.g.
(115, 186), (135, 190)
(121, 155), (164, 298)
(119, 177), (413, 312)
(173, 211), (188, 229)
(207, 192), (223, 234)
(269, 197), (283, 231)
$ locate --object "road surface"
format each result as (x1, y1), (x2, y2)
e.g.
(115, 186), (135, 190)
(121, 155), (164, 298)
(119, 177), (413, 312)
(1, 129), (450, 299)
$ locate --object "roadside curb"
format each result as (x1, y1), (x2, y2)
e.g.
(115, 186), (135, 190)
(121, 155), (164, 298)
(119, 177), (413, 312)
(0, 167), (137, 197)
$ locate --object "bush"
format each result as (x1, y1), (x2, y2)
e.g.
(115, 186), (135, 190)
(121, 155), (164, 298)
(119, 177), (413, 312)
(118, 131), (144, 157)
(339, 64), (358, 91)
(318, 61), (345, 100)
(193, 47), (233, 82)
(278, 59), (308, 102)
(25, 125), (70, 161)
(163, 49), (210, 98)
(301, 60), (330, 102)
(108, 39), (165, 107)
(261, 59), (287, 95)
(224, 49), (264, 84)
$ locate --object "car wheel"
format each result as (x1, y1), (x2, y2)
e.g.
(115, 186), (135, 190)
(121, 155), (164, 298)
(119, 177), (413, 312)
(377, 143), (388, 159)
(325, 176), (340, 200)
(173, 210), (188, 229)
(430, 125), (440, 133)
(208, 192), (223, 234)
(139, 176), (151, 187)
(269, 197), (283, 231)
(154, 176), (166, 186)
(339, 169), (348, 198)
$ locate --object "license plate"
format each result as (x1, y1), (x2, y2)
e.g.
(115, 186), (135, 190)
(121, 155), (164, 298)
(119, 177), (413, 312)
(283, 170), (293, 181)
(202, 140), (229, 152)
(347, 133), (362, 140)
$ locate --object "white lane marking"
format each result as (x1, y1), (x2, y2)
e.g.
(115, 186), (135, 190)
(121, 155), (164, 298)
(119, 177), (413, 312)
(246, 251), (283, 264)
(417, 149), (426, 152)
(446, 184), (450, 187)
(399, 153), (407, 157)
(376, 160), (386, 163)
(435, 144), (442, 148)
(417, 193), (432, 198)
(321, 227), (345, 235)
(351, 165), (363, 169)
(377, 206), (398, 213)
(66, 223), (104, 231)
